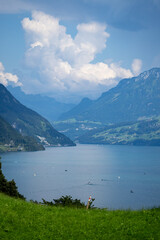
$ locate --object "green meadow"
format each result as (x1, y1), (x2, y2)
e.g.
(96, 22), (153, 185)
(0, 193), (160, 240)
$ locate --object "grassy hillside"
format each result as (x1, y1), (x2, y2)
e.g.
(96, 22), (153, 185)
(0, 193), (160, 240)
(53, 119), (103, 141)
(0, 116), (44, 152)
(78, 117), (160, 146)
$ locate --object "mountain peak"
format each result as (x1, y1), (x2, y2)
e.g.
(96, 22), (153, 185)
(136, 67), (160, 81)
(60, 68), (160, 124)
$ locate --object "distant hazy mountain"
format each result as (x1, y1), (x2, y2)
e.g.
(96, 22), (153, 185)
(0, 116), (44, 152)
(60, 68), (160, 124)
(59, 97), (93, 121)
(7, 86), (75, 121)
(78, 116), (160, 146)
(0, 84), (75, 147)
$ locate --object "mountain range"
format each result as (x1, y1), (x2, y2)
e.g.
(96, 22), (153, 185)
(0, 84), (75, 148)
(7, 86), (75, 121)
(60, 68), (160, 124)
(1, 67), (160, 148)
(53, 68), (160, 145)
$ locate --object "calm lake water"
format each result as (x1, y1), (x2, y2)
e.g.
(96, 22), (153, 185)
(1, 144), (160, 210)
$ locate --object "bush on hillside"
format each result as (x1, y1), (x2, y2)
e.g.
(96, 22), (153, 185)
(42, 195), (95, 209)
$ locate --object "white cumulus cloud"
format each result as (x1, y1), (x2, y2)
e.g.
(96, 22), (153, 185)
(0, 62), (21, 87)
(21, 11), (134, 100)
(132, 58), (142, 76)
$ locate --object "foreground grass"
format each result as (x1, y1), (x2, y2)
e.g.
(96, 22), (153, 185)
(0, 193), (160, 240)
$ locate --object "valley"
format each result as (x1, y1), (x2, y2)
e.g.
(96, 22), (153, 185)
(1, 68), (160, 151)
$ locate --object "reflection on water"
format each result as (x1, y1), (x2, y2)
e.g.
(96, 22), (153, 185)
(1, 144), (160, 209)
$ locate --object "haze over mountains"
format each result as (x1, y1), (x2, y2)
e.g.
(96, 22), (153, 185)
(7, 86), (75, 121)
(0, 84), (75, 149)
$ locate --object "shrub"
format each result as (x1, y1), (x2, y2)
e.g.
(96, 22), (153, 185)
(0, 157), (25, 199)
(42, 195), (95, 209)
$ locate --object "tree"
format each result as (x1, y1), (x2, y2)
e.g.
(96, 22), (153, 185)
(0, 157), (25, 199)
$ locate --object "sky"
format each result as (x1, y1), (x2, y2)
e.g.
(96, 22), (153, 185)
(0, 0), (160, 103)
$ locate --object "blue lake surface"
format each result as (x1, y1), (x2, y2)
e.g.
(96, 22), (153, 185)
(1, 144), (160, 209)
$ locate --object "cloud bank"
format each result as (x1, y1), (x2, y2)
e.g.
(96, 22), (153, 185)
(0, 62), (21, 86)
(1, 0), (159, 31)
(0, 0), (33, 13)
(21, 11), (138, 101)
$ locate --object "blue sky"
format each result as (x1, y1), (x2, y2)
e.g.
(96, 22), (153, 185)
(0, 0), (160, 102)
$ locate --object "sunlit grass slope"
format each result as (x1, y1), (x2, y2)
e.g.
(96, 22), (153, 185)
(0, 193), (160, 240)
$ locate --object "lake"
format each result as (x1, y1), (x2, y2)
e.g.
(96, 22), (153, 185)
(1, 144), (160, 210)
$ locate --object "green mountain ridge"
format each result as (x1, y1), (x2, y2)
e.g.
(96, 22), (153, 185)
(53, 119), (103, 141)
(78, 116), (160, 146)
(0, 116), (44, 152)
(0, 84), (75, 147)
